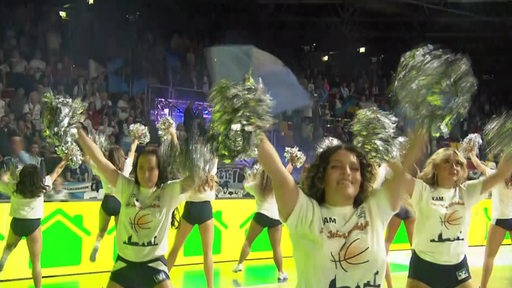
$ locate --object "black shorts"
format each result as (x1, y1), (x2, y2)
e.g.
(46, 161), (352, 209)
(492, 218), (512, 231)
(182, 201), (213, 225)
(101, 194), (121, 217)
(110, 255), (170, 288)
(253, 212), (282, 228)
(408, 251), (471, 288)
(10, 218), (40, 237)
(394, 206), (412, 220)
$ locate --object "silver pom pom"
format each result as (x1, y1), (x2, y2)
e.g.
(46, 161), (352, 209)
(351, 108), (398, 164)
(93, 132), (111, 155)
(157, 116), (176, 142)
(42, 90), (86, 146)
(56, 140), (82, 169)
(484, 112), (512, 155)
(129, 123), (150, 145)
(460, 133), (483, 157)
(316, 137), (342, 155)
(392, 44), (476, 137)
(284, 146), (306, 168)
(245, 162), (262, 180)
(208, 71), (274, 162)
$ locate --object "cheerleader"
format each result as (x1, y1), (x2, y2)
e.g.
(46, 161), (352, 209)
(232, 161), (292, 282)
(166, 159), (218, 288)
(89, 140), (138, 262)
(472, 153), (512, 288)
(0, 160), (67, 288)
(255, 132), (425, 287)
(390, 147), (512, 288)
(76, 126), (194, 288)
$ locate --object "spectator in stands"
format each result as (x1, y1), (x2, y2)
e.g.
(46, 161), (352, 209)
(64, 162), (90, 183)
(72, 77), (86, 100)
(116, 94), (130, 121)
(10, 88), (26, 120)
(23, 91), (42, 131)
(29, 50), (46, 81)
(0, 116), (15, 157)
(45, 176), (69, 201)
(2, 136), (30, 172)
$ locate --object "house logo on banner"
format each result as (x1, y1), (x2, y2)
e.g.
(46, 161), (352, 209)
(216, 163), (248, 199)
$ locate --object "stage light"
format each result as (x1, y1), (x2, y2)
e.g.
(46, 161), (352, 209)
(59, 11), (68, 19)
(321, 55), (328, 62)
(88, 0), (94, 4)
(358, 47), (366, 53)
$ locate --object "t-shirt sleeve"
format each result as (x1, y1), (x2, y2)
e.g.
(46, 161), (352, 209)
(463, 178), (485, 207)
(161, 179), (186, 206)
(43, 176), (53, 191)
(114, 173), (135, 200)
(367, 188), (396, 226)
(244, 182), (258, 196)
(0, 181), (16, 196)
(285, 189), (322, 235)
(411, 179), (430, 208)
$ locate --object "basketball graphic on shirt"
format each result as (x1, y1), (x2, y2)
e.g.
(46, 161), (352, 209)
(440, 210), (462, 229)
(331, 237), (369, 272)
(129, 209), (153, 233)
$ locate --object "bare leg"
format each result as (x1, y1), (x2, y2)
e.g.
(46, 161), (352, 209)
(480, 224), (506, 288)
(106, 280), (124, 288)
(26, 226), (43, 288)
(236, 220), (264, 266)
(155, 280), (173, 288)
(166, 219), (194, 271)
(267, 225), (284, 273)
(406, 278), (431, 288)
(385, 216), (402, 288)
(198, 219), (214, 288)
(90, 208), (112, 262)
(0, 228), (22, 272)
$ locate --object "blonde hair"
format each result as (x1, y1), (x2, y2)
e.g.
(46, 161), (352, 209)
(196, 174), (218, 193)
(418, 147), (468, 187)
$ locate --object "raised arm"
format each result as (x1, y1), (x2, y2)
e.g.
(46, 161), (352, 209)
(48, 160), (67, 182)
(127, 139), (139, 161)
(480, 151), (512, 195)
(469, 152), (490, 176)
(76, 127), (119, 186)
(385, 130), (428, 209)
(257, 133), (299, 221)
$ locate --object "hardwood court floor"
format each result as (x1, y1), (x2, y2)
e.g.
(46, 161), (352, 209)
(2, 246), (512, 287)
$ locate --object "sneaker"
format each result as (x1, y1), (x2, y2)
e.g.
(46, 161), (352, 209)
(278, 272), (288, 282)
(232, 263), (243, 273)
(89, 245), (99, 262)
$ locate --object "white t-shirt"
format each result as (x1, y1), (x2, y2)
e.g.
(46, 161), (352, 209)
(244, 181), (280, 220)
(374, 163), (391, 188)
(1, 176), (52, 219)
(286, 189), (394, 288)
(29, 59), (46, 72)
(114, 174), (188, 262)
(91, 157), (133, 195)
(487, 168), (512, 220)
(187, 189), (215, 202)
(411, 179), (484, 264)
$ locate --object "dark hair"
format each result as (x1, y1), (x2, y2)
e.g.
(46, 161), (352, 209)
(299, 144), (375, 208)
(15, 164), (48, 198)
(133, 148), (180, 229)
(107, 145), (126, 172)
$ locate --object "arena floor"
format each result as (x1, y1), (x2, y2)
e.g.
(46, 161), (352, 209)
(2, 246), (512, 287)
